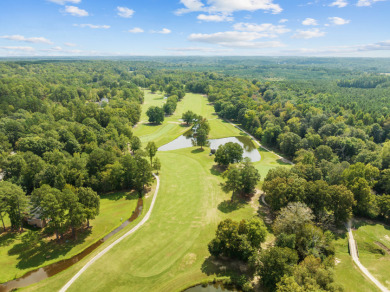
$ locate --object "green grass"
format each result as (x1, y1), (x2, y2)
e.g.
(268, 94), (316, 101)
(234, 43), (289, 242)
(351, 219), (390, 289)
(333, 233), (380, 292)
(28, 148), (258, 292)
(23, 92), (290, 292)
(0, 191), (138, 283)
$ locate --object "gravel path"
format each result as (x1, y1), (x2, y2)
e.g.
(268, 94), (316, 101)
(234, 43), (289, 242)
(347, 220), (389, 292)
(59, 173), (160, 292)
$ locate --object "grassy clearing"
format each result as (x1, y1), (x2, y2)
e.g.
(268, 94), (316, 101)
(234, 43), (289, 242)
(351, 219), (390, 289)
(25, 92), (290, 292)
(333, 233), (380, 292)
(0, 191), (137, 283)
(41, 148), (258, 292)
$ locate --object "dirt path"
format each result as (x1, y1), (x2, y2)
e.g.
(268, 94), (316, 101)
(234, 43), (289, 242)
(226, 121), (294, 165)
(347, 220), (389, 292)
(59, 174), (160, 292)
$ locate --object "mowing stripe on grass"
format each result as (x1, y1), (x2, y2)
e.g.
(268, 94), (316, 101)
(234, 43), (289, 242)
(59, 174), (160, 292)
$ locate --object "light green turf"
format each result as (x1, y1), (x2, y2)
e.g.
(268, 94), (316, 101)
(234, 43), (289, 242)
(27, 148), (258, 292)
(23, 92), (290, 292)
(333, 233), (380, 292)
(134, 92), (237, 147)
(0, 191), (137, 283)
(351, 219), (390, 289)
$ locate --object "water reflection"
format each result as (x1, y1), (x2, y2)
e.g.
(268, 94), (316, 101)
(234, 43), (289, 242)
(158, 134), (261, 162)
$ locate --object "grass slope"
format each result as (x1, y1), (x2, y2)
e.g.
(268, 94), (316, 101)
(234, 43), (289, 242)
(0, 192), (137, 283)
(334, 234), (380, 292)
(352, 219), (390, 289)
(24, 92), (294, 291)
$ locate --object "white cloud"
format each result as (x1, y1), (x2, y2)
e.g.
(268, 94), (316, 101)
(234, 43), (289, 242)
(0, 35), (53, 44)
(128, 27), (144, 33)
(302, 18), (318, 25)
(329, 0), (348, 7)
(292, 28), (326, 39)
(64, 6), (88, 16)
(357, 0), (385, 6)
(279, 18), (288, 23)
(188, 31), (284, 48)
(197, 13), (233, 22)
(0, 46), (35, 52)
(282, 40), (390, 55)
(74, 24), (110, 29)
(176, 0), (282, 15)
(328, 16), (350, 25)
(64, 42), (77, 47)
(47, 0), (81, 4)
(117, 6), (134, 18)
(152, 28), (172, 34)
(233, 22), (290, 35)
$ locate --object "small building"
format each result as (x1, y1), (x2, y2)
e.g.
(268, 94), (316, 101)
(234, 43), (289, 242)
(24, 206), (47, 228)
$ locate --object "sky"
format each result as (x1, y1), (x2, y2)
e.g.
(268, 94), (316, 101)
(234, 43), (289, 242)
(0, 0), (389, 57)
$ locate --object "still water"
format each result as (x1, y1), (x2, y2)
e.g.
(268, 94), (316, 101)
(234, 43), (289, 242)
(158, 135), (261, 162)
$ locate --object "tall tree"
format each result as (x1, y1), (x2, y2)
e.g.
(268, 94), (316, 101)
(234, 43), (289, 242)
(0, 181), (27, 232)
(145, 142), (158, 166)
(77, 187), (100, 228)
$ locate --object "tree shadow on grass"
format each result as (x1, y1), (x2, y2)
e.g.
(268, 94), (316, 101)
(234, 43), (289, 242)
(0, 231), (17, 247)
(191, 148), (205, 154)
(8, 228), (92, 270)
(201, 256), (248, 278)
(210, 165), (226, 177)
(218, 193), (247, 214)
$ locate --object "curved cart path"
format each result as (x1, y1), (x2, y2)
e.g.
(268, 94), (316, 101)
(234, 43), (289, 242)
(59, 173), (160, 292)
(347, 220), (389, 292)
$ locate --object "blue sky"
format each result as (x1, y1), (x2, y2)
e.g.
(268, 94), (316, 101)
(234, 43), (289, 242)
(0, 0), (389, 57)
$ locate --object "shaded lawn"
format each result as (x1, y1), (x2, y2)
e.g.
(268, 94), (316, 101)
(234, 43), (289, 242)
(0, 191), (137, 283)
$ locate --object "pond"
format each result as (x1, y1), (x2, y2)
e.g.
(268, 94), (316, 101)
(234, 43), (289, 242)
(158, 134), (261, 162)
(0, 199), (143, 292)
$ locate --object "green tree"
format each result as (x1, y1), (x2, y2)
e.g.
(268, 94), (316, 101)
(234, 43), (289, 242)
(214, 142), (243, 166)
(0, 181), (27, 232)
(153, 157), (161, 174)
(77, 187), (100, 228)
(145, 142), (158, 165)
(31, 185), (65, 239)
(279, 132), (302, 158)
(130, 136), (141, 153)
(258, 247), (299, 291)
(222, 161), (260, 195)
(182, 110), (196, 125)
(192, 128), (208, 150)
(146, 106), (164, 124)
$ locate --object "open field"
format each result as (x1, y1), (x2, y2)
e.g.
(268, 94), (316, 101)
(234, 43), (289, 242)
(0, 191), (138, 283)
(352, 219), (390, 289)
(21, 92), (291, 291)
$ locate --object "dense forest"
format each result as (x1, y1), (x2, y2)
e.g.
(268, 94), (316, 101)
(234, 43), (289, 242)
(1, 58), (390, 291)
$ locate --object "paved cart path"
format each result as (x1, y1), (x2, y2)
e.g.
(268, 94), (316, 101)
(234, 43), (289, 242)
(59, 174), (160, 292)
(347, 220), (389, 292)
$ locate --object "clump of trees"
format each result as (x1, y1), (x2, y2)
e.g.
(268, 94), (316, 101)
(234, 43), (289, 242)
(146, 106), (164, 124)
(214, 142), (243, 166)
(222, 160), (260, 196)
(208, 217), (267, 261)
(192, 118), (210, 150)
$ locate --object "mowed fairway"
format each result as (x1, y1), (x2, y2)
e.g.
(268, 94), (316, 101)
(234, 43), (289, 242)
(24, 92), (290, 292)
(0, 192), (138, 283)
